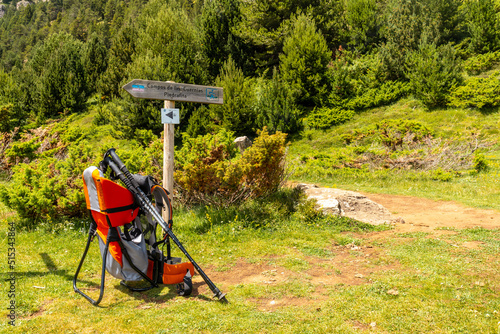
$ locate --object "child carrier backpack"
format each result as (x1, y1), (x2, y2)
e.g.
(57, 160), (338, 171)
(73, 164), (196, 305)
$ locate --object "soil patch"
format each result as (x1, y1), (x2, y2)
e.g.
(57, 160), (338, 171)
(361, 192), (500, 231)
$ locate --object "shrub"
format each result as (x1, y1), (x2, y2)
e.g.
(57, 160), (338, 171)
(256, 68), (302, 135)
(175, 129), (240, 201)
(344, 81), (411, 110)
(0, 118), (140, 226)
(306, 107), (355, 130)
(0, 143), (96, 225)
(405, 43), (463, 108)
(428, 168), (453, 181)
(175, 128), (288, 206)
(241, 128), (288, 197)
(4, 138), (41, 164)
(448, 72), (500, 109)
(473, 153), (489, 172)
(375, 119), (432, 151)
(463, 51), (500, 75)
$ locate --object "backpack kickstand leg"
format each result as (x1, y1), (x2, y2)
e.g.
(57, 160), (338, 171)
(73, 220), (108, 306)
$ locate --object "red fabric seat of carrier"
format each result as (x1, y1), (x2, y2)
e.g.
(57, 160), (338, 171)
(83, 166), (140, 266)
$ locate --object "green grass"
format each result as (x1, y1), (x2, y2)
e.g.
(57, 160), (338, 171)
(1, 205), (499, 333)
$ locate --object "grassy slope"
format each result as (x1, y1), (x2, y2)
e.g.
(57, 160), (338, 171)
(288, 98), (500, 210)
(1, 208), (499, 333)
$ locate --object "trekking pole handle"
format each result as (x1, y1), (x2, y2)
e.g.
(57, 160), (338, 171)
(104, 148), (142, 190)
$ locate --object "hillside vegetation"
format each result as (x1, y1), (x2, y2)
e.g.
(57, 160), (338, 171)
(1, 0), (500, 222)
(1, 2), (500, 332)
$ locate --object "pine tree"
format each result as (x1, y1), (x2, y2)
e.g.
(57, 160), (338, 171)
(345, 0), (382, 53)
(209, 57), (257, 136)
(200, 0), (248, 79)
(279, 13), (332, 106)
(81, 33), (108, 95)
(462, 0), (500, 54)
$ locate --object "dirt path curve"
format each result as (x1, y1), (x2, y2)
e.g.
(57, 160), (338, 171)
(360, 192), (500, 231)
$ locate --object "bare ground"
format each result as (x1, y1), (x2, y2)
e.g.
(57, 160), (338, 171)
(361, 192), (500, 231)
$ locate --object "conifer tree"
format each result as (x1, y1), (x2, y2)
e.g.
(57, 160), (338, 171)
(280, 13), (332, 106)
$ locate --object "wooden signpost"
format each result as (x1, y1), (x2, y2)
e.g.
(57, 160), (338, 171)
(123, 79), (223, 205)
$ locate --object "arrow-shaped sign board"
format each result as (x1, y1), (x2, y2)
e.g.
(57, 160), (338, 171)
(123, 79), (223, 105)
(161, 108), (180, 124)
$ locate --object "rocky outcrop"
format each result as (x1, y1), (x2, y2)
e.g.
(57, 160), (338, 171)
(17, 1), (32, 10)
(234, 136), (252, 154)
(297, 184), (404, 226)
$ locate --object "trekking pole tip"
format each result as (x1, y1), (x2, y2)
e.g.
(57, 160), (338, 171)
(213, 291), (228, 303)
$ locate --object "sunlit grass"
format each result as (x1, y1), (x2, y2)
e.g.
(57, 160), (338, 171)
(1, 205), (499, 333)
(1, 101), (500, 333)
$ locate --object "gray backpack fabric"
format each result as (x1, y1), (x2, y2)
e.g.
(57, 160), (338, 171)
(97, 220), (148, 281)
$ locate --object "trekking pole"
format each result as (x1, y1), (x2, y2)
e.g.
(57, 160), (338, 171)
(101, 148), (227, 302)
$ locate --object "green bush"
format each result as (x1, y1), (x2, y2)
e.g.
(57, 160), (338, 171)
(209, 57), (257, 136)
(344, 81), (411, 110)
(0, 144), (96, 226)
(375, 119), (433, 151)
(306, 107), (355, 130)
(405, 43), (463, 108)
(4, 138), (41, 164)
(448, 72), (500, 109)
(25, 32), (88, 119)
(463, 51), (500, 75)
(462, 0), (500, 54)
(175, 128), (288, 206)
(0, 117), (144, 226)
(327, 52), (409, 110)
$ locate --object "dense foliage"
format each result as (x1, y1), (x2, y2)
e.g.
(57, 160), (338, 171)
(175, 128), (287, 206)
(1, 0), (500, 224)
(1, 0), (499, 134)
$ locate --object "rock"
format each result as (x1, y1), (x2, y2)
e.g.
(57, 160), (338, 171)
(0, 5), (5, 19)
(387, 289), (399, 296)
(16, 0), (32, 9)
(298, 183), (403, 226)
(234, 136), (252, 154)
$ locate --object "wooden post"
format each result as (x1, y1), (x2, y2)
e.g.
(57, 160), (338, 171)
(121, 78), (223, 221)
(163, 99), (175, 203)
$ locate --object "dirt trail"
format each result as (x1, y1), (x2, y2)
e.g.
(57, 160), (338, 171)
(361, 192), (500, 231)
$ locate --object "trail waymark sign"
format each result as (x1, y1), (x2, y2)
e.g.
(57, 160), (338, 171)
(161, 108), (180, 124)
(123, 79), (223, 104)
(122, 79), (223, 209)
